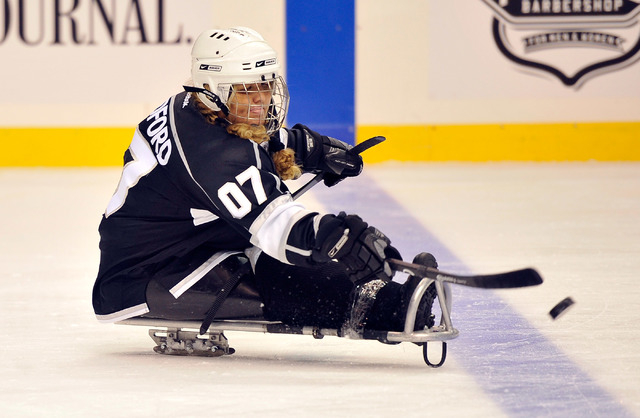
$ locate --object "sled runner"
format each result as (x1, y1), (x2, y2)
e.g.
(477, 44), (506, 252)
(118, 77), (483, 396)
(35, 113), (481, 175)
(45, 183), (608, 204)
(118, 261), (542, 367)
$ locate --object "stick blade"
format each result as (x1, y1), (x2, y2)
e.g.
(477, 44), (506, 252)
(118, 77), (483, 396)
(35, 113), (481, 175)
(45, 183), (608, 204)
(351, 136), (386, 154)
(463, 267), (543, 289)
(388, 259), (543, 289)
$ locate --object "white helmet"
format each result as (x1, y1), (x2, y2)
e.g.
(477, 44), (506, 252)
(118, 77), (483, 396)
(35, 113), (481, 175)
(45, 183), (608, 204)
(189, 27), (289, 134)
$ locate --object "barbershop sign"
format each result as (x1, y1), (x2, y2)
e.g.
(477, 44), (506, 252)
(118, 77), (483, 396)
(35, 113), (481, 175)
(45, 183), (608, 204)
(483, 0), (640, 87)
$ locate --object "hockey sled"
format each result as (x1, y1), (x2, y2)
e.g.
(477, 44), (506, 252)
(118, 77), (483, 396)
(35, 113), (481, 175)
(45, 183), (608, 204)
(117, 261), (543, 368)
(114, 136), (544, 366)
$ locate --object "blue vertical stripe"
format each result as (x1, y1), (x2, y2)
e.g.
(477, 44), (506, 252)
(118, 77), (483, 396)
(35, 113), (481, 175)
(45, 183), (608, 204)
(285, 0), (355, 144)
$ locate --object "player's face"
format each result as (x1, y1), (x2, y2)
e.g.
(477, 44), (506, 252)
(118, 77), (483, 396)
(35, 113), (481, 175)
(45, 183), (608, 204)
(227, 82), (273, 126)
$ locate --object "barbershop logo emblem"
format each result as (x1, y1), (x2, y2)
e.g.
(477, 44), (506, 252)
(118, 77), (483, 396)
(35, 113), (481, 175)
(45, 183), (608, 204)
(482, 0), (640, 87)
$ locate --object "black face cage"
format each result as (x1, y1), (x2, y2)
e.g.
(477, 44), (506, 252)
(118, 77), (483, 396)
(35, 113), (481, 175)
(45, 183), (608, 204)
(223, 76), (289, 135)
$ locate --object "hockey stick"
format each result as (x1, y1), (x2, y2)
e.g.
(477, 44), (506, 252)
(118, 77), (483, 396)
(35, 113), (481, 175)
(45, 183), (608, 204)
(388, 259), (543, 289)
(292, 135), (386, 200)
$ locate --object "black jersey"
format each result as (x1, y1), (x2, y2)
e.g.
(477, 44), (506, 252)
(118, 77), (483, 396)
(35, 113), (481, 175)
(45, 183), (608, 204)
(93, 91), (330, 322)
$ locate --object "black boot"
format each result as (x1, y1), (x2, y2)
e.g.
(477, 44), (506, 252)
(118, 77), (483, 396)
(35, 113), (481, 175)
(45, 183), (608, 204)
(360, 253), (439, 336)
(398, 253), (438, 330)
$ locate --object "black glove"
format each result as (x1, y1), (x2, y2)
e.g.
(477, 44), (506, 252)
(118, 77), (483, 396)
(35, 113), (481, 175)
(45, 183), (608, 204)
(312, 213), (401, 284)
(293, 124), (363, 186)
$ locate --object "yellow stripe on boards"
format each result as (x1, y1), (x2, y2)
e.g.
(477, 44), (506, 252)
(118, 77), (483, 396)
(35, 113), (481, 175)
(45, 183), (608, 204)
(1, 127), (133, 166)
(357, 122), (640, 162)
(2, 122), (639, 166)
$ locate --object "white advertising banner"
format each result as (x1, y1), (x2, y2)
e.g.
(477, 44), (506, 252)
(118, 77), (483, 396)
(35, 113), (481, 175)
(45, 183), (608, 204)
(0, 0), (215, 126)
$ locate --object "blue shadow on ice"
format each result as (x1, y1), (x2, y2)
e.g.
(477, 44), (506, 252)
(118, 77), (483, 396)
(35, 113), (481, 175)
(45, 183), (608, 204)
(313, 174), (631, 418)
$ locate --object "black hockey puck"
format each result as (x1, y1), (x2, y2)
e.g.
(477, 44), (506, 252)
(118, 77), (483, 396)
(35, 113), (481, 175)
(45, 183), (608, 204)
(549, 297), (575, 320)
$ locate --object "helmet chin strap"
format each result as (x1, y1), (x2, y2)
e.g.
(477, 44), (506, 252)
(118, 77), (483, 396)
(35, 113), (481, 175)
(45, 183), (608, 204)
(183, 85), (230, 116)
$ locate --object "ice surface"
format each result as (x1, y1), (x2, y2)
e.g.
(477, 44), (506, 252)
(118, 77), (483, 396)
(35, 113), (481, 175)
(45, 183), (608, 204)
(0, 164), (638, 417)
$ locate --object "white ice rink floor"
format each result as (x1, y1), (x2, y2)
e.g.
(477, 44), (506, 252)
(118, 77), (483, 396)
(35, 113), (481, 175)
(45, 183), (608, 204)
(1, 163), (639, 417)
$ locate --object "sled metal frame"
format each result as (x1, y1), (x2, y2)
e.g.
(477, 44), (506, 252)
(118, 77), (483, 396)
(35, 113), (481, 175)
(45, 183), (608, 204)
(117, 277), (459, 367)
(387, 278), (459, 367)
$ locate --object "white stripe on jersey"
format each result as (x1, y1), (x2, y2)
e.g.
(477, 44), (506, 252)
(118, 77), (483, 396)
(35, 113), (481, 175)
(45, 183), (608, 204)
(190, 208), (220, 226)
(169, 97), (195, 178)
(285, 244), (312, 257)
(250, 140), (262, 169)
(249, 194), (314, 264)
(170, 250), (241, 298)
(277, 127), (289, 148)
(95, 303), (149, 323)
(279, 209), (321, 259)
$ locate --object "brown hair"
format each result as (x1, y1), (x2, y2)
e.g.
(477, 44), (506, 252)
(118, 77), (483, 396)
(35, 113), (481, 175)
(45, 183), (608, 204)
(194, 93), (301, 180)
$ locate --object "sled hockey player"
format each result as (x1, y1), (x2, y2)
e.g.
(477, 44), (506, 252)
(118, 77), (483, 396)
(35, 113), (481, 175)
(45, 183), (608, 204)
(92, 27), (439, 345)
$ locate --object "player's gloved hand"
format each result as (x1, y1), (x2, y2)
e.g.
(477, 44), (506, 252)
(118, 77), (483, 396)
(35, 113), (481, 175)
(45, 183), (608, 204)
(312, 212), (401, 284)
(293, 124), (363, 186)
(319, 135), (363, 187)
